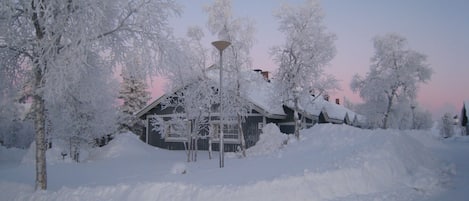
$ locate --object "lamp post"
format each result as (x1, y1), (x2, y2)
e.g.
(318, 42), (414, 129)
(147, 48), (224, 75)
(212, 40), (231, 168)
(411, 104), (416, 129)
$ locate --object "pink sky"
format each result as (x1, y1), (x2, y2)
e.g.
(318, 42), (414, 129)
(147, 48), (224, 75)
(149, 0), (469, 119)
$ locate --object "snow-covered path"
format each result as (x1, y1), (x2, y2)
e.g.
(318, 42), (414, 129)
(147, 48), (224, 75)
(426, 137), (469, 200)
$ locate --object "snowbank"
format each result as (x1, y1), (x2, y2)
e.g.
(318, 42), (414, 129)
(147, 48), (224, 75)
(298, 124), (445, 193)
(0, 146), (27, 166)
(88, 132), (157, 160)
(246, 123), (288, 156)
(21, 141), (76, 165)
(1, 124), (452, 201)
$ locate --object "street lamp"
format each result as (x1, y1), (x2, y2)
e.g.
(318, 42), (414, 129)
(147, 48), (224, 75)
(411, 104), (416, 129)
(212, 40), (231, 168)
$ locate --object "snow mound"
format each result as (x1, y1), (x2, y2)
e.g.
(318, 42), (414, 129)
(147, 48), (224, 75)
(21, 142), (74, 165)
(299, 124), (446, 193)
(89, 132), (155, 160)
(171, 162), (187, 174)
(0, 146), (27, 166)
(2, 124), (452, 200)
(247, 123), (288, 156)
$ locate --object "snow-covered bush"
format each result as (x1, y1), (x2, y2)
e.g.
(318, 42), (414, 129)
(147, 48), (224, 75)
(247, 123), (288, 156)
(439, 113), (454, 138)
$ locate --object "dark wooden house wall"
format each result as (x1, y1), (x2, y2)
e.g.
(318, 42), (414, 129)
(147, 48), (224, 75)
(140, 98), (351, 151)
(318, 112), (327, 124)
(274, 106), (315, 134)
(142, 101), (267, 152)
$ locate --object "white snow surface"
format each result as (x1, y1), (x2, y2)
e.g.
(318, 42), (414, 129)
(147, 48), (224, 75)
(246, 123), (288, 156)
(242, 73), (286, 116)
(1, 124), (468, 201)
(206, 67), (286, 116)
(300, 95), (357, 121)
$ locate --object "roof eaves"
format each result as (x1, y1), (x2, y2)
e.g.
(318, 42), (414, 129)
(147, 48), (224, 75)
(135, 94), (169, 118)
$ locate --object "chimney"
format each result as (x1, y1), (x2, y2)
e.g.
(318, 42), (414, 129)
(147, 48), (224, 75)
(335, 98), (340, 105)
(261, 71), (269, 81)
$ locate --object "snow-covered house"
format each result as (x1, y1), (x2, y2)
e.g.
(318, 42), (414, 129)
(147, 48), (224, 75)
(136, 68), (361, 151)
(461, 101), (469, 136)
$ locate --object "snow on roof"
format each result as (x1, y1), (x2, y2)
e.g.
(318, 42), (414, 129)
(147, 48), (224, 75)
(137, 65), (361, 121)
(206, 67), (286, 117)
(137, 66), (286, 118)
(298, 95), (358, 121)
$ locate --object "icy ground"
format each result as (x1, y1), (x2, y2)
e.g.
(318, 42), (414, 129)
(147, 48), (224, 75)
(1, 124), (468, 201)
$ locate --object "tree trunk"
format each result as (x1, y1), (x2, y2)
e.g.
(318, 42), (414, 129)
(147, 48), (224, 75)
(237, 114), (246, 157)
(33, 90), (47, 190)
(293, 97), (301, 139)
(183, 140), (190, 162)
(194, 137), (198, 162)
(208, 138), (212, 159)
(31, 0), (48, 190)
(383, 93), (394, 129)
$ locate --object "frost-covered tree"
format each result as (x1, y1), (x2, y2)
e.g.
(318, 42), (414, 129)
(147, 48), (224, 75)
(351, 34), (432, 129)
(118, 71), (150, 136)
(0, 0), (180, 190)
(271, 0), (337, 138)
(0, 102), (34, 149)
(47, 52), (118, 162)
(205, 0), (255, 156)
(413, 108), (433, 130)
(439, 113), (454, 138)
(151, 26), (218, 162)
(0, 67), (34, 148)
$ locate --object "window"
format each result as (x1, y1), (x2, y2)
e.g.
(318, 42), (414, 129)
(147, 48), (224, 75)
(210, 121), (239, 144)
(258, 122), (264, 130)
(164, 120), (191, 142)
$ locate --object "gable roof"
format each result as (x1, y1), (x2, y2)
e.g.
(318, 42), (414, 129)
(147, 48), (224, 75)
(136, 66), (361, 124)
(136, 68), (286, 119)
(135, 93), (170, 118)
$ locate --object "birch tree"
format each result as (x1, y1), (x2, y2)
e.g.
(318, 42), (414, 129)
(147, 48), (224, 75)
(271, 0), (337, 138)
(46, 52), (118, 162)
(0, 0), (180, 190)
(153, 26), (218, 162)
(351, 33), (432, 129)
(205, 0), (255, 156)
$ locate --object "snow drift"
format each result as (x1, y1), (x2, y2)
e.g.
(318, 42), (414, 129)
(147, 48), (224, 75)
(246, 123), (288, 156)
(88, 132), (157, 160)
(1, 124), (450, 201)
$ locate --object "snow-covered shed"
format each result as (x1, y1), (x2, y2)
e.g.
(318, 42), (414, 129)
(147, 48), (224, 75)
(135, 68), (361, 151)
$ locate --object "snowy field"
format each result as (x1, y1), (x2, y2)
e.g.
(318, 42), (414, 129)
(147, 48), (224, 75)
(1, 124), (468, 201)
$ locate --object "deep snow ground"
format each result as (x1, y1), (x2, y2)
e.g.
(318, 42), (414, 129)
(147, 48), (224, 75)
(425, 136), (469, 201)
(0, 124), (467, 201)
